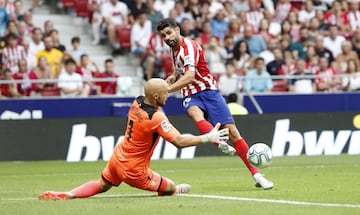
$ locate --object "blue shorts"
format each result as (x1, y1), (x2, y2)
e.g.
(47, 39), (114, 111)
(182, 90), (234, 126)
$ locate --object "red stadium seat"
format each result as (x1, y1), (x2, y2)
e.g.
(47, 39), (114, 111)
(40, 87), (61, 97)
(271, 80), (289, 92)
(62, 0), (75, 8)
(74, 0), (89, 17)
(116, 24), (132, 50)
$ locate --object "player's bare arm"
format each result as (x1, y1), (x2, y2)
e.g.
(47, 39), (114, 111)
(168, 69), (195, 93)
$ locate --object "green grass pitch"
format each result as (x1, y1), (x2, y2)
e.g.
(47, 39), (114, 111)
(1, 155), (359, 215)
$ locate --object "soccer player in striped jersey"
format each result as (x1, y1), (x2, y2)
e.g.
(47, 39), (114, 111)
(157, 18), (273, 190)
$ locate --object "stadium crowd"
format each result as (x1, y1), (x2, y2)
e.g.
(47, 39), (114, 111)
(1, 0), (360, 98)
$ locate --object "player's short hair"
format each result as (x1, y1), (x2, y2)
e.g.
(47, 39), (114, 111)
(157, 18), (178, 32)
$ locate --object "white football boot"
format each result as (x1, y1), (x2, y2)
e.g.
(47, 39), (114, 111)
(253, 173), (274, 190)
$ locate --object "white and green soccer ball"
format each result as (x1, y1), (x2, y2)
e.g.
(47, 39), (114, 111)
(247, 143), (273, 169)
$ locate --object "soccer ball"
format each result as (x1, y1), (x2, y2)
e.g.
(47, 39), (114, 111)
(247, 143), (272, 169)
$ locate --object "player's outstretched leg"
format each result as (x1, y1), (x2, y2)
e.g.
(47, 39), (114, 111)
(38, 180), (106, 200)
(233, 138), (273, 190)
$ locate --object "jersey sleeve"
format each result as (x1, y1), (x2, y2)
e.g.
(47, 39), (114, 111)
(183, 41), (197, 72)
(151, 112), (181, 143)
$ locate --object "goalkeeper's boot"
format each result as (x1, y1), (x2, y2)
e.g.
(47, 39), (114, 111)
(175, 184), (191, 194)
(218, 141), (236, 156)
(253, 173), (273, 190)
(38, 191), (72, 200)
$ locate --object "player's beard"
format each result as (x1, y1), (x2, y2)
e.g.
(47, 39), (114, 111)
(165, 37), (179, 48)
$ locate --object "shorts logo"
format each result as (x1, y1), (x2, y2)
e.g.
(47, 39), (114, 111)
(161, 120), (171, 132)
(183, 97), (191, 108)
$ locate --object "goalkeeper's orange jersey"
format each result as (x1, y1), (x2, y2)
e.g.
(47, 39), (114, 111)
(113, 96), (180, 175)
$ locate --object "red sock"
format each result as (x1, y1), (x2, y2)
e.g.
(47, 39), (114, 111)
(234, 139), (259, 175)
(196, 120), (219, 146)
(157, 177), (170, 196)
(70, 180), (102, 198)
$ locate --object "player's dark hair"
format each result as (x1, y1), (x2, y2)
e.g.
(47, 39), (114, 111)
(157, 18), (178, 32)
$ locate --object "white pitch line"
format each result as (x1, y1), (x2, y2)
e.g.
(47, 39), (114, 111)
(1, 193), (359, 209)
(181, 194), (360, 209)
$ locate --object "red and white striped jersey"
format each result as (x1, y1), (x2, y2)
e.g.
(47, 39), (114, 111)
(170, 37), (217, 97)
(2, 45), (27, 73)
(245, 10), (264, 32)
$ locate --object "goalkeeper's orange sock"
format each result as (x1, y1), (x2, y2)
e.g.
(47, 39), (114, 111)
(70, 180), (101, 198)
(196, 120), (219, 146)
(234, 138), (259, 175)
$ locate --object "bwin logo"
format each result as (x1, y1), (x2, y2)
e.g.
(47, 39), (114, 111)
(272, 119), (360, 157)
(66, 123), (196, 162)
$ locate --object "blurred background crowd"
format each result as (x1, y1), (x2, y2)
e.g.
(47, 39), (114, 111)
(1, 0), (360, 99)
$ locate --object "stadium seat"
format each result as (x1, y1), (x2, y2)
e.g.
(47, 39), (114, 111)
(62, 0), (75, 8)
(74, 0), (89, 18)
(40, 87), (61, 97)
(116, 24), (132, 51)
(271, 80), (289, 92)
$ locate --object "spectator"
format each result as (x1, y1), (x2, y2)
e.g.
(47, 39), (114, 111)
(130, 10), (152, 67)
(259, 38), (277, 65)
(154, 0), (175, 19)
(258, 18), (275, 44)
(101, 0), (129, 50)
(58, 58), (88, 97)
(13, 59), (35, 96)
(297, 0), (316, 26)
(48, 29), (66, 52)
(242, 24), (267, 57)
(28, 28), (44, 59)
(95, 58), (119, 95)
(245, 0), (264, 32)
(179, 17), (199, 40)
(314, 35), (334, 64)
(223, 34), (234, 63)
(352, 29), (360, 59)
(266, 48), (285, 76)
(88, 0), (105, 46)
(287, 11), (301, 42)
(204, 36), (227, 79)
(127, 0), (146, 24)
(324, 0), (350, 34)
(36, 35), (63, 78)
(313, 0), (330, 12)
(232, 40), (253, 75)
(5, 20), (21, 44)
(314, 10), (328, 32)
(0, 68), (20, 97)
(244, 57), (273, 93)
(218, 62), (241, 96)
(342, 59), (360, 92)
(11, 0), (24, 22)
(69, 36), (84, 64)
(144, 32), (170, 80)
(2, 33), (26, 73)
(43, 20), (54, 37)
(273, 0), (295, 24)
(22, 11), (34, 32)
(21, 39), (37, 70)
(226, 93), (248, 115)
(289, 59), (316, 94)
(76, 54), (101, 95)
(347, 0), (360, 32)
(32, 56), (54, 90)
(0, 0), (10, 37)
(146, 0), (164, 33)
(335, 41), (359, 74)
(315, 56), (341, 92)
(227, 18), (242, 42)
(308, 17), (326, 42)
(197, 20), (215, 49)
(186, 0), (203, 28)
(210, 9), (229, 42)
(324, 25), (346, 59)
